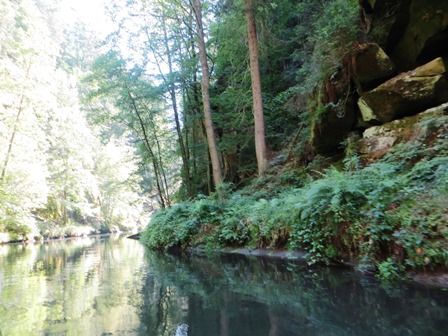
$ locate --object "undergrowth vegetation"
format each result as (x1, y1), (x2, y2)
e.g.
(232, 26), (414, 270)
(142, 126), (448, 280)
(141, 0), (447, 282)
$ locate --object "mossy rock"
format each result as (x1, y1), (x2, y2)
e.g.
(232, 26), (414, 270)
(310, 69), (357, 154)
(360, 102), (448, 159)
(358, 58), (448, 124)
(311, 102), (357, 154)
(391, 0), (448, 70)
(364, 0), (448, 71)
(352, 43), (396, 92)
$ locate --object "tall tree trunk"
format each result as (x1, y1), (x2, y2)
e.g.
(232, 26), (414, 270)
(192, 0), (223, 188)
(245, 0), (268, 175)
(1, 94), (25, 180)
(151, 120), (171, 207)
(186, 19), (211, 192)
(1, 62), (32, 181)
(129, 94), (167, 209)
(62, 188), (68, 225)
(141, 101), (171, 207)
(160, 12), (193, 198)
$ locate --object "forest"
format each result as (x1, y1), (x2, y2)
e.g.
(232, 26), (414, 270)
(1, 0), (447, 280)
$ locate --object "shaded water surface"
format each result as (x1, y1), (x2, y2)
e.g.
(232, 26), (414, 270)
(0, 236), (447, 335)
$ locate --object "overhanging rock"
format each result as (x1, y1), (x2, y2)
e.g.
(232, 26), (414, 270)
(358, 57), (448, 124)
(352, 43), (396, 92)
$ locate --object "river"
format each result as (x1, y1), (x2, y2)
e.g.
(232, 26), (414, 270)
(0, 235), (447, 335)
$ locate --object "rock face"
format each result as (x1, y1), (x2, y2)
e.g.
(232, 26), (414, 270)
(311, 70), (356, 154)
(312, 101), (357, 154)
(311, 0), (448, 155)
(391, 0), (448, 69)
(363, 0), (413, 53)
(360, 136), (396, 159)
(363, 0), (448, 70)
(352, 43), (396, 92)
(358, 57), (448, 123)
(360, 102), (448, 159)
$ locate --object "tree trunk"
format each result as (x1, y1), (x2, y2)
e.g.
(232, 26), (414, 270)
(129, 93), (167, 209)
(150, 117), (171, 207)
(245, 0), (268, 175)
(161, 12), (193, 198)
(1, 94), (25, 180)
(1, 62), (32, 180)
(192, 0), (223, 188)
(62, 189), (68, 225)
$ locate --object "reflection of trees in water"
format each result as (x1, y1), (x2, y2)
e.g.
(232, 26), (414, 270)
(2, 239), (447, 335)
(141, 250), (448, 336)
(0, 237), (147, 335)
(137, 270), (189, 335)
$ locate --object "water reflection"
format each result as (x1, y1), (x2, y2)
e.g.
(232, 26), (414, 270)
(0, 236), (147, 335)
(0, 237), (447, 335)
(140, 251), (448, 336)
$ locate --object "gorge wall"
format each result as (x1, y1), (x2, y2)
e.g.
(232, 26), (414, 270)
(311, 0), (448, 159)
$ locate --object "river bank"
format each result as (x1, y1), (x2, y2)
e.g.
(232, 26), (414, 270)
(0, 231), (137, 245)
(224, 248), (448, 289)
(142, 145), (447, 283)
(175, 246), (448, 289)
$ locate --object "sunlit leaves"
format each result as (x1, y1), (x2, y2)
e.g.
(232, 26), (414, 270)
(0, 0), (147, 239)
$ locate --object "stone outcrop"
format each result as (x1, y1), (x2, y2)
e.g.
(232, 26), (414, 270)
(311, 70), (356, 153)
(362, 0), (448, 71)
(312, 101), (357, 154)
(311, 1), (448, 155)
(360, 102), (448, 159)
(352, 43), (396, 92)
(391, 0), (448, 70)
(360, 136), (396, 159)
(358, 57), (448, 124)
(361, 0), (412, 53)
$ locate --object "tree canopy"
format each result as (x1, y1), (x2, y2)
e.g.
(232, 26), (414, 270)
(0, 0), (375, 240)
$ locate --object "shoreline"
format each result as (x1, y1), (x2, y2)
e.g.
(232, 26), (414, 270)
(172, 246), (448, 289)
(5, 232), (447, 289)
(0, 231), (137, 245)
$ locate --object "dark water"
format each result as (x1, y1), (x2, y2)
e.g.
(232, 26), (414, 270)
(0, 236), (447, 335)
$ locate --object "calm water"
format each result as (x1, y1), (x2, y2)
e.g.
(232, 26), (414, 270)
(0, 236), (447, 335)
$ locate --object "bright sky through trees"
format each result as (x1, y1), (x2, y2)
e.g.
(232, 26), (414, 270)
(60, 0), (112, 37)
(0, 0), (153, 241)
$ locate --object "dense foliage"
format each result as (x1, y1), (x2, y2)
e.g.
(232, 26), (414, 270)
(0, 0), (148, 242)
(1, 0), (447, 282)
(138, 0), (447, 281)
(143, 117), (448, 278)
